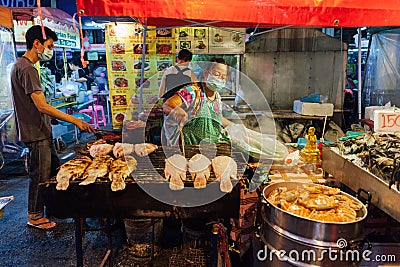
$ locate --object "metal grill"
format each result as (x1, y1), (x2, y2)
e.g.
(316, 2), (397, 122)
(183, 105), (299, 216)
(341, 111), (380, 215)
(62, 143), (247, 185)
(127, 143), (247, 184)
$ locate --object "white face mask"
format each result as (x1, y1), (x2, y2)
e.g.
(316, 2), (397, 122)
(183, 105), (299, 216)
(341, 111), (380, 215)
(37, 46), (53, 61)
(206, 74), (226, 92)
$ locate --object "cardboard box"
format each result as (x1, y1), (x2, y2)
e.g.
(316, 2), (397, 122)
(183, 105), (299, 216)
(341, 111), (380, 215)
(293, 100), (334, 116)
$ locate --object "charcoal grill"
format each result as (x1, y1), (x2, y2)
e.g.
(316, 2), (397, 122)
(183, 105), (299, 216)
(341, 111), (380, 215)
(40, 143), (247, 266)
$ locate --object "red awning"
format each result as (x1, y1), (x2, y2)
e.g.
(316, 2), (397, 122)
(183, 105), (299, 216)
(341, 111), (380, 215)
(77, 0), (400, 28)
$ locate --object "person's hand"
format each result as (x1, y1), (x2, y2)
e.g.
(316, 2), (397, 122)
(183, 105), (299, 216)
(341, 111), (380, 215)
(171, 106), (188, 127)
(70, 78), (76, 82)
(75, 119), (95, 133)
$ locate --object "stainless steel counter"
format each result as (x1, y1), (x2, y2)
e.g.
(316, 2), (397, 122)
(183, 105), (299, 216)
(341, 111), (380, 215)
(322, 147), (400, 222)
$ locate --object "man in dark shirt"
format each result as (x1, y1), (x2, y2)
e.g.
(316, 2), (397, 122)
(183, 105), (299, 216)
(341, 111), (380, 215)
(11, 25), (95, 230)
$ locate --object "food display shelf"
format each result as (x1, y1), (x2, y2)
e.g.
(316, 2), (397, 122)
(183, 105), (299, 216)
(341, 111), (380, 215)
(322, 147), (400, 222)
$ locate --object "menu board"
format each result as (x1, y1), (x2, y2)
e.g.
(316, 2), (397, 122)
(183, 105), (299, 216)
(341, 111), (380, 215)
(105, 23), (175, 129)
(208, 28), (245, 54)
(175, 27), (209, 54)
(175, 27), (245, 54)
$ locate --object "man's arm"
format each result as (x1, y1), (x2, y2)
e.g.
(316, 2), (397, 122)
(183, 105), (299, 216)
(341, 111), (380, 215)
(30, 91), (95, 132)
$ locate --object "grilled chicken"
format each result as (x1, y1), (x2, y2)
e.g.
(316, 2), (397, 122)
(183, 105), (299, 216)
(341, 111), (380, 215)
(212, 156), (237, 193)
(188, 154), (211, 189)
(165, 154), (187, 191)
(89, 143), (114, 158)
(113, 142), (135, 158)
(79, 155), (113, 185)
(56, 156), (92, 190)
(109, 155), (137, 191)
(135, 143), (158, 157)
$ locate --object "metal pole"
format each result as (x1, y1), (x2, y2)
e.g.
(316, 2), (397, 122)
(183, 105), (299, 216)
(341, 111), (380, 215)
(63, 48), (68, 82)
(74, 218), (83, 267)
(358, 28), (362, 121)
(138, 19), (148, 114)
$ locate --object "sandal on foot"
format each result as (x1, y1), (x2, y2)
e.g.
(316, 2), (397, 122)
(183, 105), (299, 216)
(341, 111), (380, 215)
(27, 218), (56, 230)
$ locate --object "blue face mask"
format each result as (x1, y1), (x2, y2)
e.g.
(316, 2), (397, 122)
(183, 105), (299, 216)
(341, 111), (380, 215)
(206, 74), (225, 92)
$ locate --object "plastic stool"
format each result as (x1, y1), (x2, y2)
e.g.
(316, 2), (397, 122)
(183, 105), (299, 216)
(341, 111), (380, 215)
(93, 104), (107, 128)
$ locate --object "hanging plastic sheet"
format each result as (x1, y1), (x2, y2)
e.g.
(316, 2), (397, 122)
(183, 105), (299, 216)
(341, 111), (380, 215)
(0, 26), (17, 144)
(77, 0), (400, 28)
(363, 28), (400, 107)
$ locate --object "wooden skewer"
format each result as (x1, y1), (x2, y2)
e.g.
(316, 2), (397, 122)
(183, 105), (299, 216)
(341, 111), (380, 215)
(180, 128), (185, 158)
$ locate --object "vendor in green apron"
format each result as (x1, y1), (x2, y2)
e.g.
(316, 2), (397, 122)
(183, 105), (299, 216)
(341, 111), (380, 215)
(163, 57), (232, 145)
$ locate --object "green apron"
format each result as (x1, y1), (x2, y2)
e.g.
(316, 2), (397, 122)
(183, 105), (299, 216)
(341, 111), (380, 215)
(181, 97), (222, 145)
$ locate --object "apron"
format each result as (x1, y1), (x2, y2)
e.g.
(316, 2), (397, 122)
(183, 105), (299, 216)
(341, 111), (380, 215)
(182, 96), (222, 145)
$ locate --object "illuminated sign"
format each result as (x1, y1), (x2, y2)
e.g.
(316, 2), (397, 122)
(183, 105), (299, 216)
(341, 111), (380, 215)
(1, 0), (36, 7)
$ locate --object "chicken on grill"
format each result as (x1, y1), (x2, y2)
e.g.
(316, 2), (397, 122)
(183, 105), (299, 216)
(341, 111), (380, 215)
(113, 142), (135, 158)
(79, 155), (113, 185)
(165, 154), (187, 191)
(135, 143), (158, 157)
(89, 143), (114, 158)
(188, 154), (211, 189)
(212, 156), (237, 193)
(109, 155), (137, 191)
(56, 156), (92, 190)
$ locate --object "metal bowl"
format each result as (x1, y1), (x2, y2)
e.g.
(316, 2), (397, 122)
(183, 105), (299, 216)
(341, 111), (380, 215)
(262, 182), (367, 242)
(233, 104), (253, 113)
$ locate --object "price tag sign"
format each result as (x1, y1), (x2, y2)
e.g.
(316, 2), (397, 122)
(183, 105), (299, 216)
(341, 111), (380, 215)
(374, 109), (400, 133)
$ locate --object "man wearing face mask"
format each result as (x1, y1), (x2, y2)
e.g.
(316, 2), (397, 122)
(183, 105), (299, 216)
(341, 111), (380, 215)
(10, 25), (95, 230)
(163, 57), (232, 145)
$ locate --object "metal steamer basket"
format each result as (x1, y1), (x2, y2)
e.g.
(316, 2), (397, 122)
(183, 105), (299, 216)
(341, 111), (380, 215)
(258, 182), (369, 267)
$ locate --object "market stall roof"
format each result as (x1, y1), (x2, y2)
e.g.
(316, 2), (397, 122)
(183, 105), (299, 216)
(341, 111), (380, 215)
(0, 6), (13, 29)
(77, 0), (400, 28)
(12, 7), (81, 50)
(12, 7), (78, 28)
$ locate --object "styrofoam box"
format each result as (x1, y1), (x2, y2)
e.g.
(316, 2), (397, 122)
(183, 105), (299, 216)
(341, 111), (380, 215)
(293, 100), (334, 116)
(365, 106), (390, 120)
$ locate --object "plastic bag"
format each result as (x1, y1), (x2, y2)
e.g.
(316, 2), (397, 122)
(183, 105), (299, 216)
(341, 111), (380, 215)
(223, 123), (289, 161)
(284, 150), (300, 166)
(59, 80), (78, 97)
